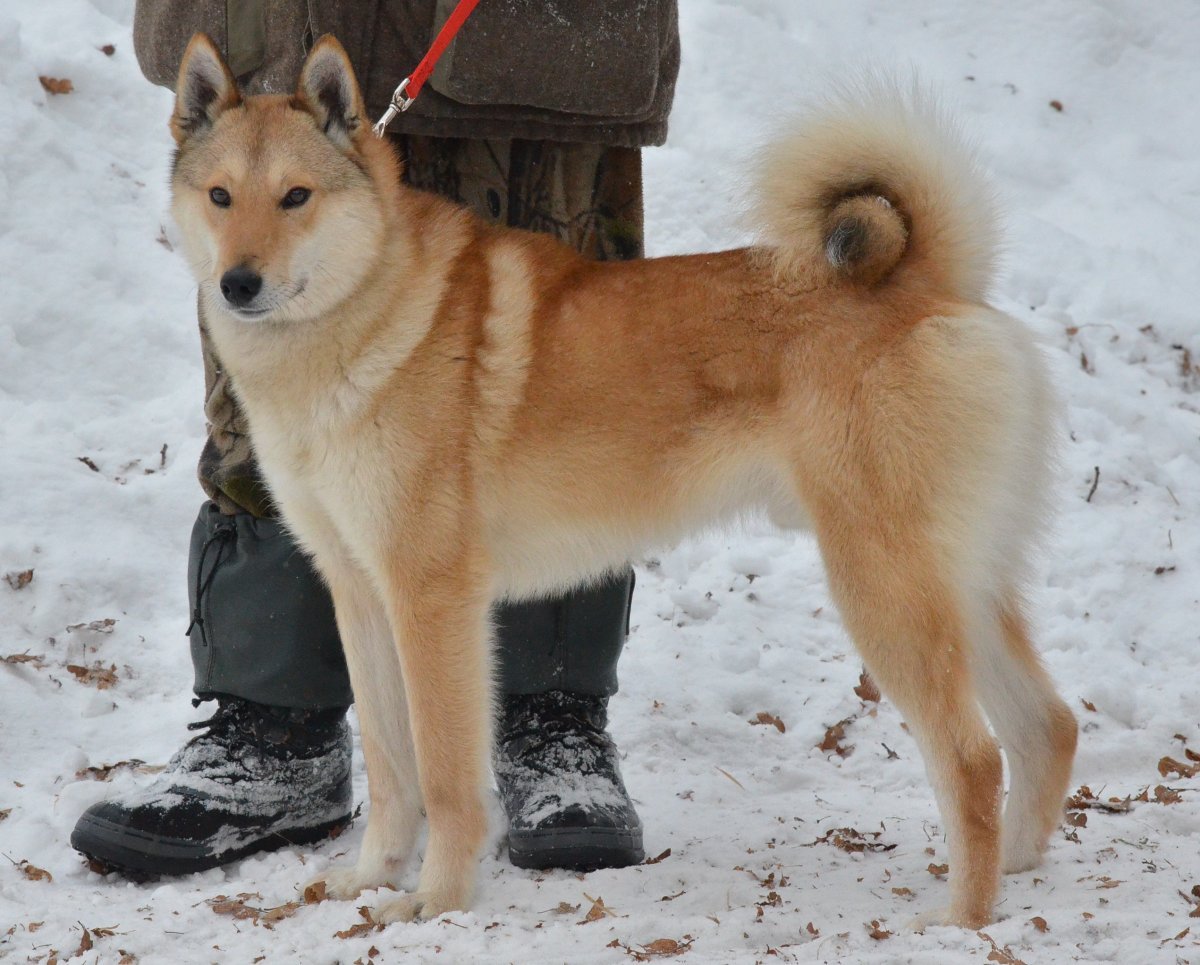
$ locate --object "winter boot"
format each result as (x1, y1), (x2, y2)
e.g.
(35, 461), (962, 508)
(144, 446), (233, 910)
(70, 696), (352, 878)
(495, 690), (644, 870)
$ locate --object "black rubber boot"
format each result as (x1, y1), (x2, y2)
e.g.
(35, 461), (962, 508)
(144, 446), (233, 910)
(495, 690), (644, 871)
(71, 696), (352, 879)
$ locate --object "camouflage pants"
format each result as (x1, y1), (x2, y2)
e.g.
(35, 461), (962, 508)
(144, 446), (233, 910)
(199, 137), (644, 516)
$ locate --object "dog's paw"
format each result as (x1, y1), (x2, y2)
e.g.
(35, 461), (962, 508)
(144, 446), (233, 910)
(308, 865), (397, 902)
(374, 890), (464, 924)
(907, 906), (992, 932)
(1001, 838), (1046, 875)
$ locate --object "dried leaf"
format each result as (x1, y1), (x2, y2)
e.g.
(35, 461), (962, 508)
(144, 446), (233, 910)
(1153, 785), (1183, 805)
(0, 808), (10, 822)
(890, 887), (914, 898)
(100, 44), (116, 56)
(1049, 100), (1064, 112)
(67, 662), (119, 689)
(1029, 916), (1049, 933)
(303, 880), (328, 904)
(927, 863), (949, 878)
(550, 902), (580, 915)
(75, 926), (93, 957)
(1065, 810), (1087, 827)
(335, 906), (383, 939)
(1080, 698), (1097, 712)
(20, 861), (52, 883)
(1159, 756), (1200, 779)
(40, 76), (74, 95)
(75, 759), (157, 782)
(4, 570), (33, 590)
(865, 920), (892, 940)
(579, 894), (616, 924)
(818, 716), (856, 757)
(67, 618), (116, 634)
(809, 827), (896, 854)
(854, 671), (881, 703)
(749, 711), (786, 733)
(3, 652), (46, 668)
(645, 937), (693, 957)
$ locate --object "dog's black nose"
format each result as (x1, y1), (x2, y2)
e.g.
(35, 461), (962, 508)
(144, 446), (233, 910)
(220, 267), (263, 308)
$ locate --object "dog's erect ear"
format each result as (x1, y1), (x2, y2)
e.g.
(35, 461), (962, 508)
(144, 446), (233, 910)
(172, 34), (240, 145)
(297, 36), (368, 151)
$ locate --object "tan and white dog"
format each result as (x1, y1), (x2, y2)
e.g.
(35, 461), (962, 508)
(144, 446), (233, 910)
(167, 34), (1077, 929)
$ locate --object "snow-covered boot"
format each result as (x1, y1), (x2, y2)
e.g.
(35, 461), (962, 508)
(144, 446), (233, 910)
(495, 690), (644, 870)
(70, 696), (352, 878)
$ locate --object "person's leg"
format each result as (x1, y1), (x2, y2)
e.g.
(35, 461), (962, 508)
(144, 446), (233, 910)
(402, 135), (644, 870)
(70, 302), (354, 877)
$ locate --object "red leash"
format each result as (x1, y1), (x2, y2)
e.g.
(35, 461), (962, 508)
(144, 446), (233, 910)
(373, 0), (484, 136)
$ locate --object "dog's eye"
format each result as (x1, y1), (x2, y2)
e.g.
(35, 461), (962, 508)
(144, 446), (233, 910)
(282, 187), (312, 209)
(209, 187), (231, 208)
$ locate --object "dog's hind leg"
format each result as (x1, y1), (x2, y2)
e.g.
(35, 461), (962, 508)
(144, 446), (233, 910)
(309, 566), (424, 899)
(971, 594), (1077, 874)
(373, 552), (494, 924)
(815, 520), (1003, 929)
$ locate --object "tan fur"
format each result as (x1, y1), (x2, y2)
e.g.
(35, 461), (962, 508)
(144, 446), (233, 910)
(168, 35), (1076, 929)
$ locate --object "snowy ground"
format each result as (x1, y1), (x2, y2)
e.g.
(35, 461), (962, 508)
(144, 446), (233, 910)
(2, 0), (1199, 962)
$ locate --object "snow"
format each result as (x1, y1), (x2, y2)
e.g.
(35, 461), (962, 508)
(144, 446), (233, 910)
(2, 0), (1199, 962)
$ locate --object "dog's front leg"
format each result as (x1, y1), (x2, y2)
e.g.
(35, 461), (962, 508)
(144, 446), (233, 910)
(307, 569), (424, 899)
(372, 553), (494, 923)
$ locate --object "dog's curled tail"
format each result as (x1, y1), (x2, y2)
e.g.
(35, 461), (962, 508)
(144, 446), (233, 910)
(751, 82), (999, 300)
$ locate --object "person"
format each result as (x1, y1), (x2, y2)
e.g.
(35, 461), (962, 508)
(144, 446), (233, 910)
(71, 0), (680, 878)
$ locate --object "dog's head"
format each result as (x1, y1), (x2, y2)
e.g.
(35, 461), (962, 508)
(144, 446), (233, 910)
(169, 34), (389, 324)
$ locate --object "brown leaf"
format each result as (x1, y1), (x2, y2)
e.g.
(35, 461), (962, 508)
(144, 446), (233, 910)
(1049, 100), (1064, 112)
(978, 931), (1028, 965)
(1153, 785), (1183, 805)
(579, 894), (616, 924)
(100, 44), (116, 56)
(1159, 756), (1200, 779)
(927, 863), (949, 878)
(818, 716), (856, 757)
(75, 926), (93, 957)
(638, 937), (694, 958)
(809, 827), (896, 854)
(335, 906), (383, 939)
(303, 880), (328, 904)
(20, 861), (53, 883)
(865, 920), (892, 940)
(39, 76), (74, 95)
(890, 887), (914, 898)
(0, 808), (11, 822)
(550, 901), (580, 915)
(75, 759), (157, 782)
(1096, 877), (1122, 889)
(67, 618), (116, 634)
(1080, 698), (1097, 712)
(749, 712), (786, 734)
(67, 662), (119, 690)
(854, 671), (881, 703)
(805, 922), (819, 936)
(3, 652), (46, 668)
(1065, 811), (1087, 827)
(1029, 916), (1049, 933)
(4, 570), (33, 590)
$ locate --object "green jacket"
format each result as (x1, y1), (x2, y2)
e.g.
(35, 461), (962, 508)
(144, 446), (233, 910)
(133, 0), (679, 146)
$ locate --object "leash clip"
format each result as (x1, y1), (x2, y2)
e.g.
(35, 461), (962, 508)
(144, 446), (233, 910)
(372, 77), (414, 138)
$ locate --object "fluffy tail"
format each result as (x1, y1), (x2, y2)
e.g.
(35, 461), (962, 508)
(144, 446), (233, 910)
(751, 82), (999, 300)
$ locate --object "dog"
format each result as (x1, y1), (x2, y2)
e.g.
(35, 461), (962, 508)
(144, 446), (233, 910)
(166, 33), (1078, 929)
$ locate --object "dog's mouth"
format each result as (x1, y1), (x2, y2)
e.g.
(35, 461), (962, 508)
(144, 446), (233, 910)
(222, 280), (308, 322)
